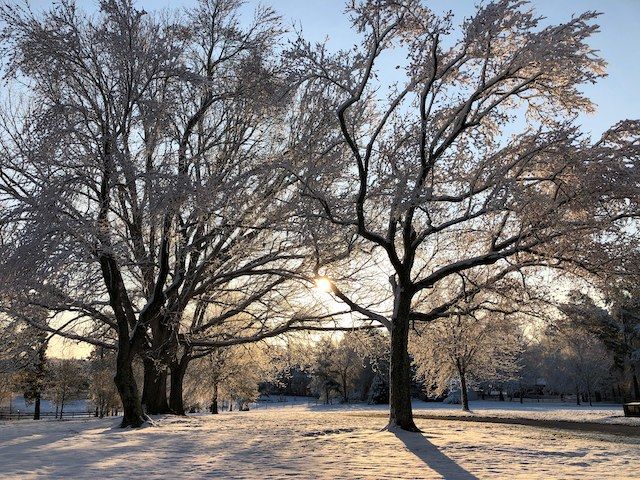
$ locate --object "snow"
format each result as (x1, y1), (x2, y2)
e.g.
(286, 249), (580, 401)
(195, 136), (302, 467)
(1, 404), (639, 479)
(410, 400), (640, 426)
(255, 399), (640, 426)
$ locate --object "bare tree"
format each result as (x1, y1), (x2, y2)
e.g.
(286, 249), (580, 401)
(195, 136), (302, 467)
(46, 359), (88, 419)
(0, 0), (308, 426)
(561, 289), (640, 401)
(286, 0), (639, 430)
(412, 307), (521, 412)
(542, 322), (613, 406)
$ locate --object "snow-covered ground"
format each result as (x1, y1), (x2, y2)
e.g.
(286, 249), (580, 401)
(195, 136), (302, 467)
(1, 405), (639, 479)
(411, 400), (640, 426)
(255, 399), (640, 426)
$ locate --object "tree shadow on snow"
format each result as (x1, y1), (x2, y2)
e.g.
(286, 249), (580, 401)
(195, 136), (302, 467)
(392, 430), (478, 479)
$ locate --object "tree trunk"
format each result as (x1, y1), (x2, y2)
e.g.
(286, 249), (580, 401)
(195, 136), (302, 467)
(33, 395), (41, 421)
(142, 358), (170, 415)
(342, 375), (348, 403)
(211, 382), (219, 414)
(100, 254), (146, 428)
(169, 358), (189, 415)
(632, 370), (640, 401)
(458, 366), (470, 412)
(387, 291), (419, 432)
(114, 345), (146, 428)
(575, 385), (581, 406)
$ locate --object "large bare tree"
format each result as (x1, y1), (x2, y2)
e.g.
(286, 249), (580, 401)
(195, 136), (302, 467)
(287, 0), (639, 430)
(0, 0), (308, 426)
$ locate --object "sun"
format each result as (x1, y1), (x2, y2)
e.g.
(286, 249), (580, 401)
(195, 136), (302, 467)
(314, 276), (334, 293)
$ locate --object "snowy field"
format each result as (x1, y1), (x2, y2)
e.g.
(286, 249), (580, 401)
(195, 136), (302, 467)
(255, 398), (640, 426)
(410, 400), (640, 426)
(1, 404), (639, 479)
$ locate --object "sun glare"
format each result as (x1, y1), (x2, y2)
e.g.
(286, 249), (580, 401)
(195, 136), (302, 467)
(314, 276), (334, 293)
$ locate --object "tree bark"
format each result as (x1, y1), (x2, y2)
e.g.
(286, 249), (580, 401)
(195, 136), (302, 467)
(33, 395), (41, 420)
(211, 382), (219, 414)
(342, 374), (348, 403)
(387, 291), (419, 432)
(458, 365), (470, 412)
(632, 370), (640, 401)
(169, 357), (189, 415)
(142, 358), (170, 415)
(114, 344), (146, 428)
(99, 253), (146, 428)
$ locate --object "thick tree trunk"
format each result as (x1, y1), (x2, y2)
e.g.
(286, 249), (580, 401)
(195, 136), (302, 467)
(33, 395), (41, 420)
(99, 253), (146, 428)
(169, 358), (189, 415)
(387, 291), (419, 432)
(142, 358), (170, 415)
(114, 345), (146, 428)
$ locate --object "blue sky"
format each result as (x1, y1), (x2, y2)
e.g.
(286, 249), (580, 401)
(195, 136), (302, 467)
(25, 0), (640, 136)
(142, 0), (639, 137)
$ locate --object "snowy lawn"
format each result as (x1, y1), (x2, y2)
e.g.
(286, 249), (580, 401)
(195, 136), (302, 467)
(263, 398), (640, 425)
(1, 405), (639, 479)
(414, 400), (639, 425)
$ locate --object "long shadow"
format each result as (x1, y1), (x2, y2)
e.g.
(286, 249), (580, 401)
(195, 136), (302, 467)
(393, 429), (478, 480)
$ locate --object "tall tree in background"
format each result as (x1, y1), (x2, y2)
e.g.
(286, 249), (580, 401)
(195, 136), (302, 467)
(411, 306), (521, 412)
(542, 321), (613, 406)
(87, 347), (121, 418)
(562, 289), (640, 401)
(288, 0), (639, 430)
(46, 359), (88, 419)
